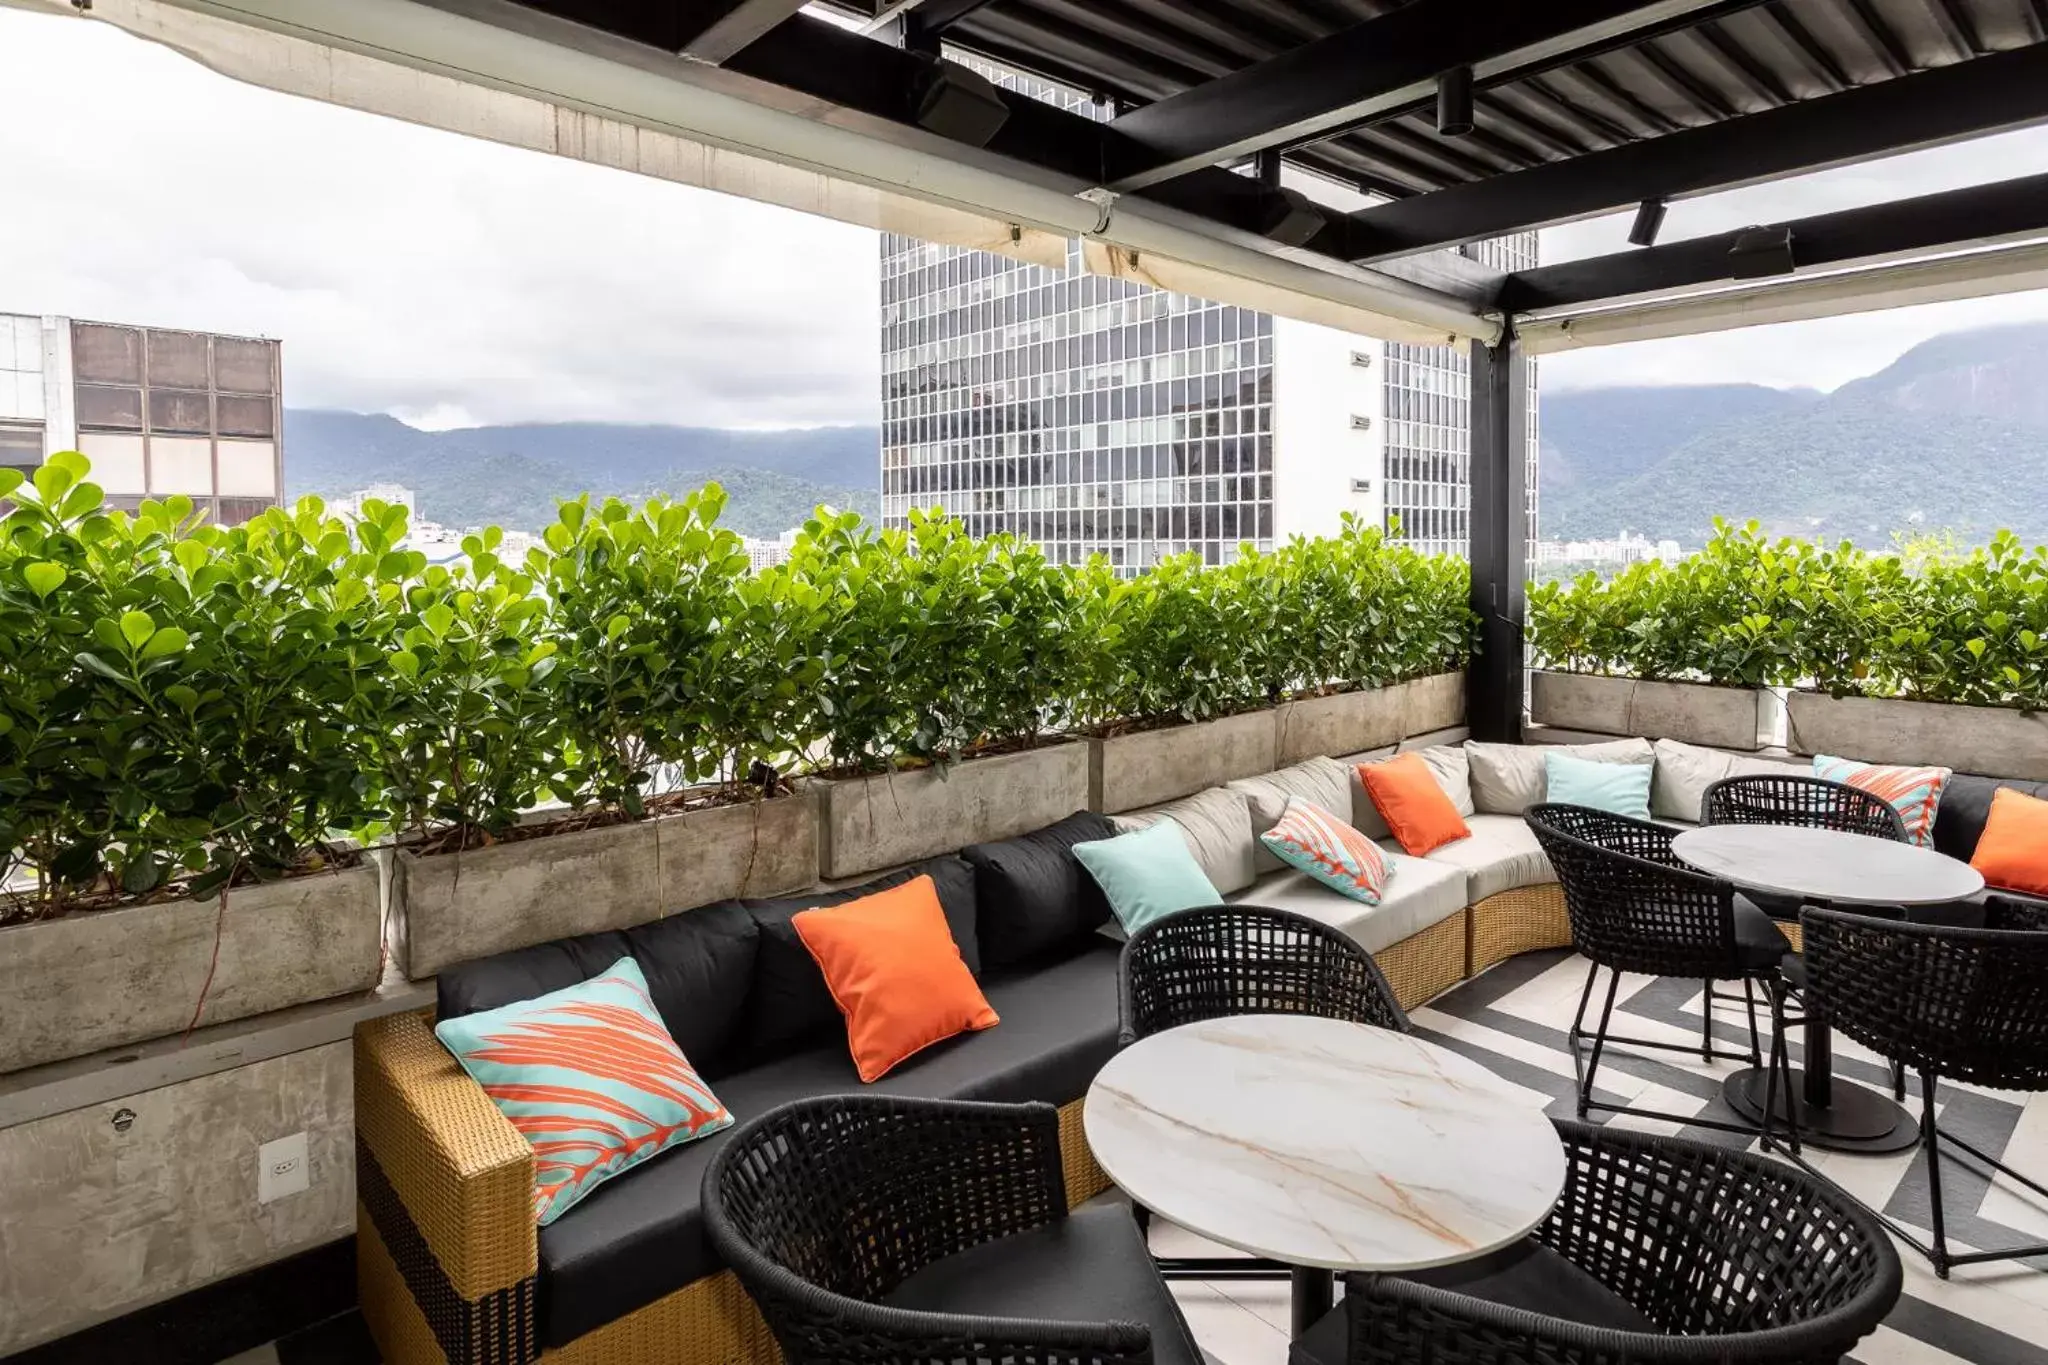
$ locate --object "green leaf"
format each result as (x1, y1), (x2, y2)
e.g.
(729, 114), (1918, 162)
(120, 610), (157, 650)
(422, 603), (455, 639)
(21, 561), (65, 598)
(74, 651), (128, 683)
(388, 649), (419, 680)
(140, 626), (189, 660)
(0, 468), (21, 499)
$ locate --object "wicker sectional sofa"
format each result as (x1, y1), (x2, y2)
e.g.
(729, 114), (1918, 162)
(355, 734), (2046, 1365)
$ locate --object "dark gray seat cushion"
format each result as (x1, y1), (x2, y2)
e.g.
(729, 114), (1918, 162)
(1934, 774), (2048, 864)
(733, 855), (981, 1066)
(535, 940), (1122, 1347)
(882, 1205), (1203, 1365)
(1734, 894), (1794, 970)
(435, 900), (761, 1080)
(1291, 1238), (1654, 1365)
(963, 810), (1118, 971)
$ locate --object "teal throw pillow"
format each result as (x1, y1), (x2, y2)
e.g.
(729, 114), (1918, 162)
(1073, 818), (1223, 936)
(435, 955), (733, 1225)
(1544, 750), (1652, 820)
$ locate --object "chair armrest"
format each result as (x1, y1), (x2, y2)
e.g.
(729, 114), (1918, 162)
(355, 1008), (537, 1305)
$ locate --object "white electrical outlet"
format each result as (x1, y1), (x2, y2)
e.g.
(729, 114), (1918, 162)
(257, 1131), (309, 1204)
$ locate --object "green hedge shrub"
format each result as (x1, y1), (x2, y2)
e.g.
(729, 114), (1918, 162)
(1528, 519), (2048, 707)
(0, 453), (1476, 917)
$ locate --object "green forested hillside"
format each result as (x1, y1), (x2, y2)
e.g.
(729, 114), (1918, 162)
(282, 410), (879, 534)
(1541, 322), (2048, 546)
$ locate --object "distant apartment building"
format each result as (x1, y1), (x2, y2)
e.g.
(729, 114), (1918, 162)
(877, 61), (1537, 570)
(0, 313), (283, 525)
(1533, 531), (1685, 568)
(742, 528), (802, 572)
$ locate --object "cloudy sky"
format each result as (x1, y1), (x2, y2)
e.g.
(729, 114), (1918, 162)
(3, 5), (2046, 425)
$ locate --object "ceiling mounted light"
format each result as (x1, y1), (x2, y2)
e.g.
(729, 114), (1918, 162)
(1628, 198), (1667, 247)
(1436, 66), (1474, 138)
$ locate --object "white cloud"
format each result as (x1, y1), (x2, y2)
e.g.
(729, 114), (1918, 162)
(0, 7), (880, 429)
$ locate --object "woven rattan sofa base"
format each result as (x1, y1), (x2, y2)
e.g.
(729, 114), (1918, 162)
(358, 1003), (1115, 1365)
(1466, 883), (1570, 976)
(1374, 909), (1468, 1009)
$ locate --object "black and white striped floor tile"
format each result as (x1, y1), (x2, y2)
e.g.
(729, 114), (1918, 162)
(1170, 949), (2048, 1365)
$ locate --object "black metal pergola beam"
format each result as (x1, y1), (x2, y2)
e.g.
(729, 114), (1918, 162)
(1499, 170), (2048, 311)
(1337, 42), (2048, 263)
(682, 0), (814, 62)
(1099, 0), (1728, 193)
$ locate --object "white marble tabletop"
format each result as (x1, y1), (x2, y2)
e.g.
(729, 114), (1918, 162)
(1670, 824), (1984, 907)
(1083, 1014), (1565, 1273)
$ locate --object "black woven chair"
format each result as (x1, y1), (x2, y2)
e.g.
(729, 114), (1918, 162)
(702, 1094), (1204, 1365)
(1292, 1118), (1902, 1365)
(1800, 904), (2048, 1276)
(1702, 774), (1908, 841)
(1525, 803), (1792, 1137)
(1118, 905), (1407, 1289)
(1703, 773), (1914, 1101)
(1118, 904), (1408, 1046)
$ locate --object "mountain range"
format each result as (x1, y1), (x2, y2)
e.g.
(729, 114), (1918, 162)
(1539, 321), (2048, 546)
(282, 410), (879, 537)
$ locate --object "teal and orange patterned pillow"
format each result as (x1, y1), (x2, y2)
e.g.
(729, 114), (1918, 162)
(434, 956), (732, 1225)
(1813, 754), (1952, 848)
(1259, 799), (1391, 904)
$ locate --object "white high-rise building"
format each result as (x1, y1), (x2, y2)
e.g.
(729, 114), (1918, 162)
(877, 63), (1536, 570)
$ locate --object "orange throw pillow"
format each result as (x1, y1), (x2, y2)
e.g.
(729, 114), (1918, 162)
(1358, 751), (1472, 856)
(1971, 788), (2048, 899)
(793, 875), (998, 1082)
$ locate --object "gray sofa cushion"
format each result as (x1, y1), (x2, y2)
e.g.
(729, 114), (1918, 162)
(1650, 738), (1807, 823)
(1112, 785), (1258, 895)
(1229, 756), (1355, 873)
(1421, 814), (1554, 903)
(1347, 744), (1473, 838)
(1227, 853), (1467, 955)
(1466, 738), (1654, 816)
(1933, 772), (2048, 864)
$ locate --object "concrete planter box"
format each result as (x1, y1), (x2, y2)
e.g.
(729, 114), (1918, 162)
(391, 790), (818, 978)
(1785, 691), (2048, 779)
(1271, 674), (1464, 767)
(1402, 671), (1468, 737)
(1089, 708), (1279, 814)
(815, 742), (1091, 879)
(0, 862), (381, 1075)
(1530, 670), (1762, 751)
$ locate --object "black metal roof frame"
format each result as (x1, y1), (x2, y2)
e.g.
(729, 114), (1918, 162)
(498, 0), (2048, 328)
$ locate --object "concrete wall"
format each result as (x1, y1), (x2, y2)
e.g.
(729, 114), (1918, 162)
(0, 1042), (356, 1354)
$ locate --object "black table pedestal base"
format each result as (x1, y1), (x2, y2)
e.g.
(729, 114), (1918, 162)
(1723, 1067), (1919, 1154)
(1290, 1267), (1334, 1338)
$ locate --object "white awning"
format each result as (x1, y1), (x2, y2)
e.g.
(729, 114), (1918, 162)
(5, 0), (1502, 347)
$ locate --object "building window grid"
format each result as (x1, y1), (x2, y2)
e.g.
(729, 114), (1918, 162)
(880, 54), (1535, 572)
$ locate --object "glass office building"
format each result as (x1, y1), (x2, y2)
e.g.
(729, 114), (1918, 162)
(878, 46), (1537, 569)
(879, 229), (1536, 569)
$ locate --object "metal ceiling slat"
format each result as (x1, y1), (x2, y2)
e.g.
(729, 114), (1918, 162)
(1755, 2), (1851, 88)
(1513, 75), (1638, 147)
(1923, 0), (1985, 56)
(1841, 0), (1917, 75)
(1691, 20), (1797, 102)
(1631, 37), (1744, 118)
(1566, 57), (1689, 134)
(1009, 0), (1239, 81)
(1474, 92), (1596, 159)
(2029, 0), (2048, 41)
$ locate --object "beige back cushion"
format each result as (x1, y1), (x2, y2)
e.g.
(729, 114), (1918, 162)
(1227, 756), (1355, 873)
(1345, 744), (1474, 839)
(1651, 738), (1808, 822)
(1465, 737), (1655, 815)
(1111, 785), (1257, 895)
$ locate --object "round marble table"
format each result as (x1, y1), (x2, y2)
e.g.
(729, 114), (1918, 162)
(1084, 1014), (1565, 1337)
(1671, 824), (1984, 1154)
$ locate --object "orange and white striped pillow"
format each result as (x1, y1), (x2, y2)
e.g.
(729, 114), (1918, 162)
(1260, 799), (1391, 904)
(1813, 754), (1952, 848)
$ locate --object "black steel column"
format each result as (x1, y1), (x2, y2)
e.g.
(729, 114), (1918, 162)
(1467, 331), (1528, 743)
